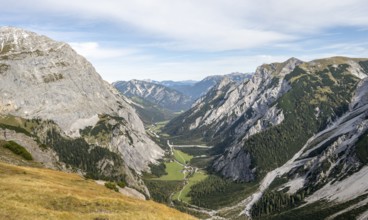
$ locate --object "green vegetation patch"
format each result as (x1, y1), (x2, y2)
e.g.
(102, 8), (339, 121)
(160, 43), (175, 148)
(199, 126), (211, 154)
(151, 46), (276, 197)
(154, 162), (185, 181)
(176, 147), (210, 157)
(173, 149), (193, 164)
(2, 140), (33, 161)
(173, 171), (207, 203)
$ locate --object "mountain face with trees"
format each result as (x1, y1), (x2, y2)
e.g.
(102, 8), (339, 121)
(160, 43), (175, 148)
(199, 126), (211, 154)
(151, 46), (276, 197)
(165, 56), (368, 218)
(0, 27), (163, 195)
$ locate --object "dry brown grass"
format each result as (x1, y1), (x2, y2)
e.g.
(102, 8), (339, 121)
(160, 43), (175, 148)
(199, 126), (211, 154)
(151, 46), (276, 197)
(0, 162), (196, 220)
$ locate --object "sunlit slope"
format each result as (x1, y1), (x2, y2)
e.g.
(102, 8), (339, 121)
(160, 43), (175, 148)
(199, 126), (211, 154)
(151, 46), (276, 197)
(0, 162), (196, 220)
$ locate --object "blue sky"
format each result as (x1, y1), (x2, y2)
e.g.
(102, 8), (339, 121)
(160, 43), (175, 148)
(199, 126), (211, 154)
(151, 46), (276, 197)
(1, 0), (368, 82)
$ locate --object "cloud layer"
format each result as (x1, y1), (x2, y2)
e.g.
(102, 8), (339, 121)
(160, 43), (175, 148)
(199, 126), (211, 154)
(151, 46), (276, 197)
(2, 0), (368, 81)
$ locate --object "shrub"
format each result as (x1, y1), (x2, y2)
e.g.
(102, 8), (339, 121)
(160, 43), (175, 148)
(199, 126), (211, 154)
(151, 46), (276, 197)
(3, 141), (33, 160)
(117, 181), (126, 188)
(104, 182), (118, 192)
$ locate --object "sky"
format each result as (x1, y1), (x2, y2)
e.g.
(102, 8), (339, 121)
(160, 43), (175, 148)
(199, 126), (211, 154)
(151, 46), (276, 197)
(1, 0), (368, 82)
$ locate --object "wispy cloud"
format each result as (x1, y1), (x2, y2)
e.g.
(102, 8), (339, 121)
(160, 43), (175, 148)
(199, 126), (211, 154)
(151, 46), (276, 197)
(7, 0), (368, 51)
(1, 0), (368, 81)
(69, 42), (138, 60)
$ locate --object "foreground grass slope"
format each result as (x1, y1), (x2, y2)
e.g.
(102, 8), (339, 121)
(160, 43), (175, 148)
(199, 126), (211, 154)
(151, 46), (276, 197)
(0, 162), (196, 220)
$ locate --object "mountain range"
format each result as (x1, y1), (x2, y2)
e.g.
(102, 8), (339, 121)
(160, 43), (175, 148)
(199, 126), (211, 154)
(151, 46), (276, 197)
(2, 26), (368, 220)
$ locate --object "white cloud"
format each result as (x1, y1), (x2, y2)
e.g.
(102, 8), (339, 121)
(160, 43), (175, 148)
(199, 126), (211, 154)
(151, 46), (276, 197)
(69, 42), (137, 60)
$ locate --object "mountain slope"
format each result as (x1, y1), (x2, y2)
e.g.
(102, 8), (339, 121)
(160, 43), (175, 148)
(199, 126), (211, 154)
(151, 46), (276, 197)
(166, 57), (368, 181)
(0, 27), (163, 193)
(113, 79), (192, 112)
(0, 161), (195, 220)
(164, 58), (300, 147)
(247, 74), (368, 219)
(165, 56), (368, 219)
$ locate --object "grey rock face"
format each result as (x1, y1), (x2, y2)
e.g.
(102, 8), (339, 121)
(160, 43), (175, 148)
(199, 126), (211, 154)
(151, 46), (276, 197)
(0, 27), (163, 174)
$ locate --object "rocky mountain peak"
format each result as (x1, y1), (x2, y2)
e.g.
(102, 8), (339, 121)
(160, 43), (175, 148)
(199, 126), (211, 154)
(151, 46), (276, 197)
(0, 27), (163, 176)
(0, 27), (66, 56)
(257, 57), (303, 78)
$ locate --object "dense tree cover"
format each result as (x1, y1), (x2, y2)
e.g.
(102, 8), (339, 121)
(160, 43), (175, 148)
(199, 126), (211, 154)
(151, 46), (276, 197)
(251, 190), (307, 218)
(144, 180), (182, 204)
(355, 130), (368, 165)
(46, 128), (126, 181)
(188, 175), (257, 209)
(148, 162), (167, 177)
(257, 193), (368, 220)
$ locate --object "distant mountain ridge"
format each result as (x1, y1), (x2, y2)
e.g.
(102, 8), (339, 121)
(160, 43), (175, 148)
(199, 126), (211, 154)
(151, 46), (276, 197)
(113, 73), (251, 124)
(113, 79), (193, 112)
(155, 72), (252, 100)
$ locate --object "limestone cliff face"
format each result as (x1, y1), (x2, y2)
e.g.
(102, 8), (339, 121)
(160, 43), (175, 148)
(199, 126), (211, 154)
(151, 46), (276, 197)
(0, 27), (163, 192)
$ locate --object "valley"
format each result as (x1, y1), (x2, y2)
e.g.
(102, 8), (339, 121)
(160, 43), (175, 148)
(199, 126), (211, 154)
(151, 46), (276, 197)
(137, 57), (368, 219)
(1, 26), (368, 220)
(144, 121), (259, 219)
